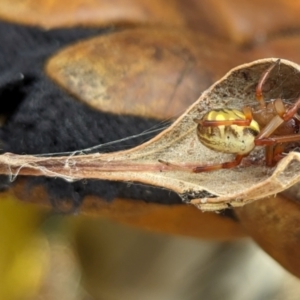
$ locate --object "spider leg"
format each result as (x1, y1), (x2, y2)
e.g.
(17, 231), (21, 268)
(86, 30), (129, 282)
(273, 144), (286, 162)
(194, 107), (253, 127)
(193, 154), (246, 173)
(256, 134), (300, 166)
(194, 119), (250, 127)
(265, 145), (274, 166)
(255, 59), (280, 108)
(256, 114), (284, 139)
(265, 145), (285, 166)
(256, 134), (300, 146)
(158, 155), (247, 173)
(158, 159), (191, 171)
(282, 96), (300, 121)
(257, 96), (300, 139)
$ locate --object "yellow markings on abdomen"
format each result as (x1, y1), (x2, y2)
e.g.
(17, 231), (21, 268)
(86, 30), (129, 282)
(197, 109), (260, 155)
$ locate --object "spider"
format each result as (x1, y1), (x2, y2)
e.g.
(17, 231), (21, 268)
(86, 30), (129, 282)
(160, 59), (300, 172)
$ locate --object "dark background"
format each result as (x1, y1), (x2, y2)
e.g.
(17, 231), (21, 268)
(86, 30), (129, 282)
(0, 21), (182, 207)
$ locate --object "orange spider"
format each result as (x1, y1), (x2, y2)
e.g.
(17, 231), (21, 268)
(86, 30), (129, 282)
(161, 59), (300, 172)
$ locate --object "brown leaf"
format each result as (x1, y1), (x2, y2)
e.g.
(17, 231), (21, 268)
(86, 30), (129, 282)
(1, 0), (300, 48)
(46, 27), (246, 120)
(0, 0), (185, 29)
(247, 35), (300, 64)
(235, 194), (300, 278)
(9, 179), (245, 240)
(1, 58), (300, 211)
(192, 0), (300, 45)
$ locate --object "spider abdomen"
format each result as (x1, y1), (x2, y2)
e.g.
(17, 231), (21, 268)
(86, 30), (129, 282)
(196, 109), (260, 155)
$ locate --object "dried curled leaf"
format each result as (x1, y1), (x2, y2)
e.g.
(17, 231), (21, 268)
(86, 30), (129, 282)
(1, 58), (300, 211)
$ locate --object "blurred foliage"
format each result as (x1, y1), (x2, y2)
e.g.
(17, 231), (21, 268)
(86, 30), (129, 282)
(0, 197), (300, 300)
(0, 197), (47, 299)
